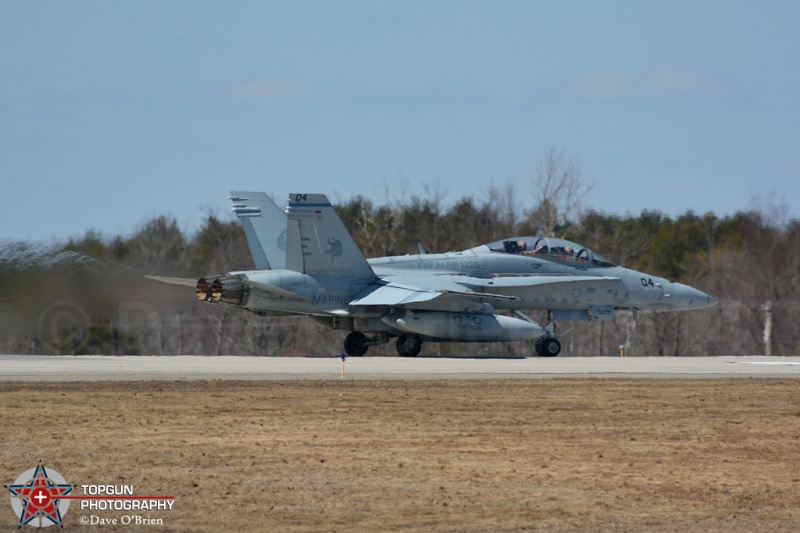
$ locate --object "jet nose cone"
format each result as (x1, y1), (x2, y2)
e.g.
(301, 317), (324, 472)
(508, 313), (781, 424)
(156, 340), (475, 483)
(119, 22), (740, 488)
(671, 283), (717, 310)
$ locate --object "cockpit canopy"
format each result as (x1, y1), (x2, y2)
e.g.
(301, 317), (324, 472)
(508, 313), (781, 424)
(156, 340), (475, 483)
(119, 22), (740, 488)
(481, 237), (617, 268)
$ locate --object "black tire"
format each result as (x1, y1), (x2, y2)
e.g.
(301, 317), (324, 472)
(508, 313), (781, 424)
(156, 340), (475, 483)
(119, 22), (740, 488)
(344, 331), (369, 357)
(534, 341), (545, 356)
(396, 333), (422, 357)
(541, 338), (561, 357)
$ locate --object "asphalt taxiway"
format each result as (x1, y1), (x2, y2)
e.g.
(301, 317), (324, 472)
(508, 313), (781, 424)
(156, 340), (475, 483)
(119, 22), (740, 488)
(1, 355), (799, 381)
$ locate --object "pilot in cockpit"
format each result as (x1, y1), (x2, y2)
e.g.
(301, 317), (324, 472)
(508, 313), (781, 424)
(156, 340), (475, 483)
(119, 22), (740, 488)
(526, 244), (548, 256)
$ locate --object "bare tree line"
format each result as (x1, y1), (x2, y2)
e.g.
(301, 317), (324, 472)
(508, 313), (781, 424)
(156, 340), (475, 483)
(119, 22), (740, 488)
(1, 154), (798, 356)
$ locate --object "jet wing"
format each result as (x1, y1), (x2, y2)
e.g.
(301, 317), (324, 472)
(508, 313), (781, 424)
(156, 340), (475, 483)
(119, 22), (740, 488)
(350, 280), (518, 312)
(349, 275), (620, 312)
(349, 283), (440, 307)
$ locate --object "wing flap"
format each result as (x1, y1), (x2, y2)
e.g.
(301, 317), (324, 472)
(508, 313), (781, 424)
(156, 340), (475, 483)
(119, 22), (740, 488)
(350, 282), (517, 309)
(350, 285), (440, 307)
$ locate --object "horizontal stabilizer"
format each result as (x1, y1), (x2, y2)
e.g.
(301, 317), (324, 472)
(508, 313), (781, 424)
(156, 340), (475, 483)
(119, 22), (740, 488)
(145, 275), (197, 287)
(147, 275), (311, 302)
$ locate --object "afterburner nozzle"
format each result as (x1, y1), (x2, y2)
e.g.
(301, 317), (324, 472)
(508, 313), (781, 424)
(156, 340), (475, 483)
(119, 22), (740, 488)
(196, 274), (249, 306)
(196, 277), (211, 301)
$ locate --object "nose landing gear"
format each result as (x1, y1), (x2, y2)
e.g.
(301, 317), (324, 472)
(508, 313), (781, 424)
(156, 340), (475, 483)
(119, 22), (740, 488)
(532, 313), (567, 357)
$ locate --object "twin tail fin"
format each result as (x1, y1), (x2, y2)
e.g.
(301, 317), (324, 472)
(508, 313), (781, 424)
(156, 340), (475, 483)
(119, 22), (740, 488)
(285, 193), (376, 281)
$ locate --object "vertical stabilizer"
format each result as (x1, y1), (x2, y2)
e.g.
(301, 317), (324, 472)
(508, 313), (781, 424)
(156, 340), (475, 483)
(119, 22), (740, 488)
(229, 191), (287, 270)
(285, 193), (376, 281)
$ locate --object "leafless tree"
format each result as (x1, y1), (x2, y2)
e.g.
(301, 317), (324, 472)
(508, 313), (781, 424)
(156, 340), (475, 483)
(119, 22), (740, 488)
(527, 147), (593, 237)
(749, 190), (791, 229)
(485, 179), (522, 237)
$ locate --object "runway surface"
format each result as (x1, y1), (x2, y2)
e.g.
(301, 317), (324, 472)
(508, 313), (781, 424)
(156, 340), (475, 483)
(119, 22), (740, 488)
(1, 354), (799, 381)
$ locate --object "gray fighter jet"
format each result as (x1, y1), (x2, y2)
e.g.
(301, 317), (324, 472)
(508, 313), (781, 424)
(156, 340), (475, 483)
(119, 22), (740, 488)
(149, 192), (716, 357)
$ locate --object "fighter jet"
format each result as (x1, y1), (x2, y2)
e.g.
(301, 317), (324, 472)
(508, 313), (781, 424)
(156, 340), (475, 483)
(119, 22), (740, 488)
(149, 192), (716, 357)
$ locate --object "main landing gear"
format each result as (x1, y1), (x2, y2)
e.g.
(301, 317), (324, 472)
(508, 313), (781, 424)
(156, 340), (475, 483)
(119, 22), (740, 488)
(343, 331), (369, 357)
(343, 331), (423, 357)
(395, 333), (422, 357)
(534, 337), (561, 357)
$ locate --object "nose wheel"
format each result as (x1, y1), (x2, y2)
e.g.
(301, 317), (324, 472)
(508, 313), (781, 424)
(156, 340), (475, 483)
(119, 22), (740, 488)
(535, 337), (561, 357)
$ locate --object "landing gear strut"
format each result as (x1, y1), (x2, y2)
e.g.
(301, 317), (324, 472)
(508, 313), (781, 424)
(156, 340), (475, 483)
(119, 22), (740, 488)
(396, 333), (422, 357)
(343, 331), (392, 357)
(512, 309), (563, 357)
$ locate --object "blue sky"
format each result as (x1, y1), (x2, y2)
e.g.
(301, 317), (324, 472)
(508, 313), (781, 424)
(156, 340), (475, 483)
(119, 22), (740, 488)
(2, 1), (798, 241)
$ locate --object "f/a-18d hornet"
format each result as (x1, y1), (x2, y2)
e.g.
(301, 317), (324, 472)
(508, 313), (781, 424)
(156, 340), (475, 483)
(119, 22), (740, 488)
(149, 192), (716, 357)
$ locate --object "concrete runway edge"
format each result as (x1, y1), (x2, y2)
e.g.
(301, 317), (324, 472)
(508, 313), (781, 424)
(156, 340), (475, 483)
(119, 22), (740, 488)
(1, 355), (800, 381)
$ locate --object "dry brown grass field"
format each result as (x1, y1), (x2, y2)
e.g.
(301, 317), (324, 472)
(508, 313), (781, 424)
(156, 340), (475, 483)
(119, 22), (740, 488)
(2, 379), (799, 532)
